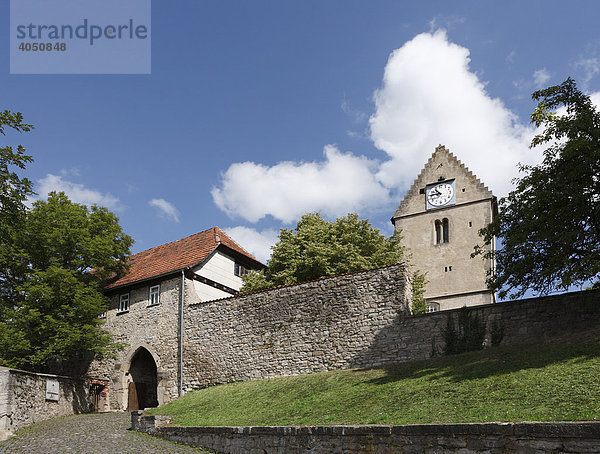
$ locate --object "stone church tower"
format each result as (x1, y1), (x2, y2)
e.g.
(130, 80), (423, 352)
(392, 145), (497, 311)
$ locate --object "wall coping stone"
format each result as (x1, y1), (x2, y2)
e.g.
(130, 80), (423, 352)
(410, 287), (600, 318)
(132, 413), (600, 453)
(0, 366), (74, 381)
(133, 412), (600, 438)
(188, 262), (408, 306)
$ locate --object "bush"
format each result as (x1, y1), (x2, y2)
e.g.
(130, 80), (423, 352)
(444, 307), (486, 355)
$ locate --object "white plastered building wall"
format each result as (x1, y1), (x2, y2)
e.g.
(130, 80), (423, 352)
(191, 250), (247, 301)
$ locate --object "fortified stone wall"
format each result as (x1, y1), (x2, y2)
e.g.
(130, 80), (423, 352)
(87, 276), (182, 410)
(182, 263), (412, 390)
(182, 265), (600, 390)
(395, 288), (600, 360)
(0, 367), (87, 440)
(332, 288), (600, 367)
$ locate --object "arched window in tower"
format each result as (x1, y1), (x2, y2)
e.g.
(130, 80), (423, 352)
(442, 218), (449, 243)
(435, 220), (442, 244)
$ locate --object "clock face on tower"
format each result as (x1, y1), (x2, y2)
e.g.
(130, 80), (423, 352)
(426, 180), (456, 209)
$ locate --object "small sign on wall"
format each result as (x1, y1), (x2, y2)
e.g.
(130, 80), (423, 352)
(46, 379), (59, 401)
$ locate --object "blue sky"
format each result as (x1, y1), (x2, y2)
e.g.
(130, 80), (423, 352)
(2, 0), (600, 264)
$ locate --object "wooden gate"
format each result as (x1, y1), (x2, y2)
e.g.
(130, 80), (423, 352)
(89, 383), (104, 412)
(127, 382), (147, 411)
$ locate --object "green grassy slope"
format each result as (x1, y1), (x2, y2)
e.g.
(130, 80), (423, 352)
(150, 330), (600, 426)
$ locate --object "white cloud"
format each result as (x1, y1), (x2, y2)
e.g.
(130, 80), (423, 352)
(533, 68), (551, 88)
(212, 31), (600, 225)
(512, 78), (527, 91)
(211, 145), (390, 223)
(428, 15), (466, 33)
(341, 96), (367, 123)
(148, 198), (180, 223)
(37, 174), (121, 209)
(574, 56), (600, 87)
(224, 226), (278, 263)
(59, 167), (81, 177)
(505, 50), (516, 64)
(369, 29), (540, 197)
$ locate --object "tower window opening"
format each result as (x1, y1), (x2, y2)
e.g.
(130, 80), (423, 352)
(442, 218), (449, 243)
(435, 220), (442, 244)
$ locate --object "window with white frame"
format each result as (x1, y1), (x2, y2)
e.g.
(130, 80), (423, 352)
(149, 285), (160, 306)
(427, 302), (440, 313)
(118, 293), (130, 313)
(234, 262), (249, 277)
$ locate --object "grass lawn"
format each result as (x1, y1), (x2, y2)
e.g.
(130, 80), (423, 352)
(149, 329), (600, 426)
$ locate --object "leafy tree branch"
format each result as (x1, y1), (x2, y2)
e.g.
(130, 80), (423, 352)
(477, 78), (600, 298)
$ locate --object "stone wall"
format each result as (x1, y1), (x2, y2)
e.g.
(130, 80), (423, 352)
(182, 268), (600, 390)
(393, 288), (600, 361)
(132, 413), (600, 453)
(87, 275), (182, 410)
(182, 263), (412, 390)
(89, 257), (600, 410)
(0, 367), (88, 440)
(335, 287), (600, 367)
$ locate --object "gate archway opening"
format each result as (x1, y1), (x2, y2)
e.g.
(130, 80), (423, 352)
(127, 347), (158, 410)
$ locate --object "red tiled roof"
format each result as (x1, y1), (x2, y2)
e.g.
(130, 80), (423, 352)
(105, 227), (263, 290)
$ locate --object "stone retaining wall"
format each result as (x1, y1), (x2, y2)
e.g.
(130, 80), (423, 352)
(132, 412), (600, 453)
(0, 367), (88, 440)
(182, 263), (412, 390)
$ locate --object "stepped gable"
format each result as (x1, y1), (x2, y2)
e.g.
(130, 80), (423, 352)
(393, 144), (493, 219)
(105, 226), (263, 290)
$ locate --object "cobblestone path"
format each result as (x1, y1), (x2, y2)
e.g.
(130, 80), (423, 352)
(0, 412), (208, 453)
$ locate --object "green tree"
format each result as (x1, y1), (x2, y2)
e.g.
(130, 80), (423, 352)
(0, 110), (34, 304)
(443, 307), (485, 355)
(241, 213), (404, 292)
(410, 271), (429, 314)
(477, 78), (600, 298)
(0, 192), (133, 372)
(23, 192), (132, 281)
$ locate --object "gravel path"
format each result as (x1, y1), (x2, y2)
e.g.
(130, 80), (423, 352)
(0, 412), (208, 453)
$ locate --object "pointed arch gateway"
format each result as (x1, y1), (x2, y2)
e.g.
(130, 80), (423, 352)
(127, 347), (159, 410)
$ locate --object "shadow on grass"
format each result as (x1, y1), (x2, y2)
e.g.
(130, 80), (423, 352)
(361, 329), (600, 385)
